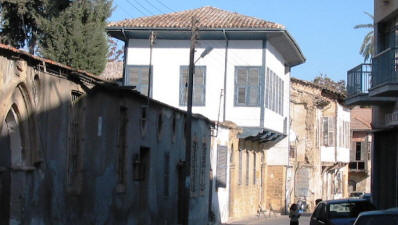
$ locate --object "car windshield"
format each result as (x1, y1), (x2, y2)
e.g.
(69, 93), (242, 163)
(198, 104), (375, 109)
(328, 201), (375, 218)
(356, 215), (398, 225)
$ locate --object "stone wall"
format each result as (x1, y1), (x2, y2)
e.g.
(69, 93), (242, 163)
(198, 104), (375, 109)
(0, 45), (212, 225)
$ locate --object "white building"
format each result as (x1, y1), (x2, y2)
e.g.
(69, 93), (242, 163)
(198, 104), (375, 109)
(107, 6), (305, 223)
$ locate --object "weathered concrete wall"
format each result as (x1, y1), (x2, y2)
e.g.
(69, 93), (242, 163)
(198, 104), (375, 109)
(289, 78), (349, 211)
(0, 46), (212, 225)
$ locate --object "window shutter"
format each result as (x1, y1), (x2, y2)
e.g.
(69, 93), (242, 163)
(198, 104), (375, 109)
(216, 145), (228, 188)
(328, 117), (335, 146)
(322, 117), (328, 146)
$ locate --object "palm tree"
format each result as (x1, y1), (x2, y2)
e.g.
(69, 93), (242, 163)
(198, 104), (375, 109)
(354, 12), (374, 62)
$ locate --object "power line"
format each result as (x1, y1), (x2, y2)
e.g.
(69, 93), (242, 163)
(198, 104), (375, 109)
(125, 0), (147, 17)
(144, 0), (166, 14)
(131, 0), (155, 15)
(154, 0), (175, 13)
(114, 2), (133, 18)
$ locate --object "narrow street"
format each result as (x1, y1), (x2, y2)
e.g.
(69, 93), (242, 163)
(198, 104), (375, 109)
(228, 215), (311, 225)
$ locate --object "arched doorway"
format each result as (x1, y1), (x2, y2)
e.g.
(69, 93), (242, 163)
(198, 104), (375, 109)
(0, 105), (28, 225)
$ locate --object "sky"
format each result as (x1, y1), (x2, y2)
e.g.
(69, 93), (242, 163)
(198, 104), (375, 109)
(109, 0), (374, 82)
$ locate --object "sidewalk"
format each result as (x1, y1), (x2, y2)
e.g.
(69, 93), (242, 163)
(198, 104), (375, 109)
(225, 213), (311, 225)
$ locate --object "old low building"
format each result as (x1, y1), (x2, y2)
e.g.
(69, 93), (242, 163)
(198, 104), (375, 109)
(348, 106), (372, 195)
(289, 78), (350, 211)
(0, 44), (212, 225)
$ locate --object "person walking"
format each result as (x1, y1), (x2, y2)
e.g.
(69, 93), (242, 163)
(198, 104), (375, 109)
(289, 203), (300, 225)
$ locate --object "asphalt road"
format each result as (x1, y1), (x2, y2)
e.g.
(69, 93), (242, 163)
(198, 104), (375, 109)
(229, 215), (311, 225)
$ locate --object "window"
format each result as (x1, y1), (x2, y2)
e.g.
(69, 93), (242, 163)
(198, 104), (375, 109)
(125, 65), (152, 96)
(117, 106), (128, 186)
(265, 68), (284, 115)
(157, 112), (163, 140)
(216, 145), (228, 188)
(179, 66), (206, 106)
(200, 143), (207, 192)
(164, 152), (170, 197)
(253, 152), (256, 185)
(234, 67), (260, 106)
(356, 142), (361, 161)
(321, 117), (335, 146)
(238, 150), (242, 185)
(246, 151), (249, 186)
(140, 106), (147, 136)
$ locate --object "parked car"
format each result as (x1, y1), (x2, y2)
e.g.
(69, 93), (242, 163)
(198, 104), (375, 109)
(353, 208), (398, 225)
(349, 192), (365, 198)
(310, 198), (375, 225)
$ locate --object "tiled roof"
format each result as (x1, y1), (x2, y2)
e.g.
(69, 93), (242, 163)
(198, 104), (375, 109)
(108, 6), (284, 30)
(351, 106), (372, 130)
(100, 61), (123, 81)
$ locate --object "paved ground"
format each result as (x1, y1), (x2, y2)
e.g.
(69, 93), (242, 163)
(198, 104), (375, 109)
(228, 215), (311, 225)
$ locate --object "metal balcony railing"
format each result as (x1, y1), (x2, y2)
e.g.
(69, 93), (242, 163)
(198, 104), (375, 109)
(347, 64), (372, 96)
(372, 48), (398, 87)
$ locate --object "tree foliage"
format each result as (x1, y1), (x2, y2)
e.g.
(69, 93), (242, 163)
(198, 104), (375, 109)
(39, 0), (112, 74)
(0, 0), (112, 75)
(313, 74), (346, 95)
(354, 12), (374, 62)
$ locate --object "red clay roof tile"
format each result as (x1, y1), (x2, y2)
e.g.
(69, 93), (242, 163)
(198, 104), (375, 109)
(108, 6), (285, 30)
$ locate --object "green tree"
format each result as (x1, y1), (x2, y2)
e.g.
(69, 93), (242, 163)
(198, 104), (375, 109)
(38, 0), (112, 74)
(0, 0), (70, 54)
(354, 12), (374, 62)
(313, 74), (346, 95)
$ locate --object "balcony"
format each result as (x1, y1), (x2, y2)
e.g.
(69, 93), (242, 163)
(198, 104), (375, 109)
(370, 48), (398, 96)
(345, 63), (395, 106)
(349, 161), (367, 172)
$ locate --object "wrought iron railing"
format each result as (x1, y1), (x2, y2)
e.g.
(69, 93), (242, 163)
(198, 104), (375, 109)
(372, 48), (398, 87)
(347, 64), (372, 96)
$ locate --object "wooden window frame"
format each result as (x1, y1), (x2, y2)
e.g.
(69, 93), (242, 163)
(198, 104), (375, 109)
(125, 65), (153, 97)
(179, 66), (206, 106)
(234, 66), (261, 107)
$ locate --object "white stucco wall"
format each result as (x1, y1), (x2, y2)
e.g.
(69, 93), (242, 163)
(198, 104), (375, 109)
(127, 38), (290, 167)
(210, 126), (230, 223)
(336, 104), (350, 163)
(126, 39), (289, 133)
(321, 146), (336, 162)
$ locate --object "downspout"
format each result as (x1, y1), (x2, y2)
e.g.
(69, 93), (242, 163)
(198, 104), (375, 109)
(223, 29), (228, 122)
(122, 28), (128, 86)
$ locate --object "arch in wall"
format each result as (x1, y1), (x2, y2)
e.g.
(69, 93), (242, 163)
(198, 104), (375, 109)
(0, 82), (38, 224)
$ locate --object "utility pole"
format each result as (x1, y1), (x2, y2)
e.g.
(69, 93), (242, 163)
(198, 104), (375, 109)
(182, 16), (199, 225)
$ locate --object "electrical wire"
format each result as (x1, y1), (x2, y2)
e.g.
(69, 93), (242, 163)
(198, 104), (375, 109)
(154, 0), (175, 13)
(125, 0), (147, 16)
(131, 0), (155, 15)
(144, 0), (166, 14)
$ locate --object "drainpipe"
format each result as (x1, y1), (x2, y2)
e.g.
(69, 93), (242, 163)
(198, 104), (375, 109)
(222, 29), (229, 122)
(122, 29), (128, 86)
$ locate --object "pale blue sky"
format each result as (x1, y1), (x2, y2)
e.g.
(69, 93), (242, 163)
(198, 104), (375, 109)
(109, 0), (373, 82)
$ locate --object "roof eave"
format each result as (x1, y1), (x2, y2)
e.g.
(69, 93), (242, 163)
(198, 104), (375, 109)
(106, 27), (305, 67)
